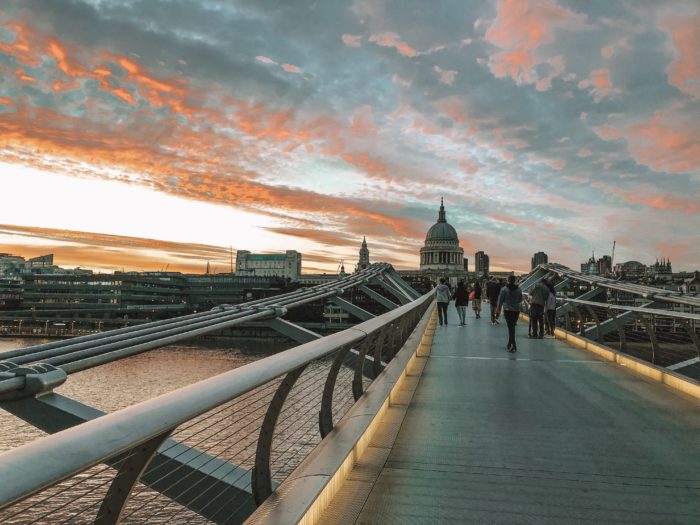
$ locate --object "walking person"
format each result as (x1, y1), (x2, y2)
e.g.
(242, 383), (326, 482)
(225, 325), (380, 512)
(453, 280), (469, 326)
(497, 275), (523, 352)
(471, 280), (482, 319)
(529, 279), (550, 339)
(435, 278), (451, 326)
(544, 280), (557, 336)
(486, 277), (502, 325)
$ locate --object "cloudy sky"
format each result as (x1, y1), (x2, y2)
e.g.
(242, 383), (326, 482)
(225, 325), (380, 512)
(0, 0), (698, 274)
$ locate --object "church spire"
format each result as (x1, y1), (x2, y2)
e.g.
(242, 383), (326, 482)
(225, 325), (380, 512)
(438, 197), (446, 223)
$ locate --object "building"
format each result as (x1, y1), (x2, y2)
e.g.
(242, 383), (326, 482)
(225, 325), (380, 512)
(614, 260), (647, 280)
(647, 258), (673, 282)
(356, 237), (370, 271)
(531, 251), (548, 269)
(581, 255), (597, 275)
(597, 255), (612, 276)
(419, 199), (466, 285)
(681, 271), (700, 293)
(474, 251), (489, 277)
(235, 250), (302, 280)
(0, 254), (28, 277)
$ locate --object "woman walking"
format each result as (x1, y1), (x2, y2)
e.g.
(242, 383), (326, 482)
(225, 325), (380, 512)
(471, 280), (483, 319)
(544, 279), (557, 336)
(497, 275), (524, 352)
(453, 280), (469, 326)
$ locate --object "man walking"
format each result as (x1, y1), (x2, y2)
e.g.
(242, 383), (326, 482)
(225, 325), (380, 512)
(486, 277), (502, 325)
(497, 275), (523, 352)
(435, 278), (451, 326)
(529, 279), (550, 339)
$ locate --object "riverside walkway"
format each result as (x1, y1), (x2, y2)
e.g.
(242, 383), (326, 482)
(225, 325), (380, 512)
(318, 305), (700, 525)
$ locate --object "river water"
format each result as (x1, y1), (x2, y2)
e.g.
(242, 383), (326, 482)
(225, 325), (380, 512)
(0, 337), (346, 524)
(0, 338), (279, 452)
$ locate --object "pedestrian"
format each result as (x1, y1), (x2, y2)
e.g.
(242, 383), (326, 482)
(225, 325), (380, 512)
(544, 280), (557, 336)
(497, 274), (524, 352)
(435, 278), (451, 326)
(486, 277), (502, 325)
(471, 280), (482, 319)
(529, 279), (550, 339)
(452, 280), (469, 326)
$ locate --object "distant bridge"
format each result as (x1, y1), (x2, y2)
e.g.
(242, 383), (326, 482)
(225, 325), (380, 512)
(0, 263), (698, 524)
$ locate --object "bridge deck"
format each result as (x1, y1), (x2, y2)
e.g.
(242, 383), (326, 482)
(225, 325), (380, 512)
(320, 305), (700, 524)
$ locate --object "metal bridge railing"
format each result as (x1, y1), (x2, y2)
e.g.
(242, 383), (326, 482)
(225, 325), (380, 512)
(0, 290), (434, 525)
(556, 298), (700, 376)
(0, 263), (396, 397)
(520, 264), (700, 382)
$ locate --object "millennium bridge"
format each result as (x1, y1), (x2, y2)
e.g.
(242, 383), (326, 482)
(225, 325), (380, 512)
(0, 262), (699, 524)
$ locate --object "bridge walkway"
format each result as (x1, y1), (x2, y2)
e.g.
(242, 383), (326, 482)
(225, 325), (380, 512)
(318, 305), (700, 524)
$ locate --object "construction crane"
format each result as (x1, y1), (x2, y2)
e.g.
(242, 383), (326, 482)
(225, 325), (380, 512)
(611, 240), (616, 268)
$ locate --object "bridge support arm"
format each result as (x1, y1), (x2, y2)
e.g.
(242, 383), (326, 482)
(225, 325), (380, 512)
(371, 278), (411, 305)
(328, 297), (375, 322)
(360, 285), (399, 311)
(262, 318), (321, 344)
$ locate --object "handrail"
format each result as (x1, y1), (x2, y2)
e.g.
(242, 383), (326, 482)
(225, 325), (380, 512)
(559, 297), (700, 321)
(0, 263), (398, 394)
(0, 291), (434, 512)
(539, 263), (700, 307)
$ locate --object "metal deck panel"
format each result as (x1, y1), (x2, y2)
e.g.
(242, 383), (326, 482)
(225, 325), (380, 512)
(351, 305), (700, 524)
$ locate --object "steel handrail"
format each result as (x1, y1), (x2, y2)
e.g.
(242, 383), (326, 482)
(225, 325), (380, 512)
(0, 291), (433, 511)
(0, 263), (388, 362)
(539, 263), (700, 307)
(558, 298), (700, 321)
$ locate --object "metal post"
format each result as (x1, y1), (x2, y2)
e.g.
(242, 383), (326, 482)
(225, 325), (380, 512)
(571, 304), (585, 337)
(639, 315), (659, 364)
(95, 430), (172, 525)
(252, 365), (307, 506)
(353, 333), (377, 401)
(319, 343), (355, 438)
(584, 304), (602, 342)
(373, 327), (388, 378)
(682, 321), (700, 359)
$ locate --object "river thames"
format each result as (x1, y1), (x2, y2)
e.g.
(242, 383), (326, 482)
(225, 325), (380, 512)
(0, 338), (280, 453)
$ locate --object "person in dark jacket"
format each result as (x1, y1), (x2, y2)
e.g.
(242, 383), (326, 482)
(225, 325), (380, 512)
(529, 280), (550, 338)
(497, 275), (523, 352)
(544, 280), (557, 336)
(486, 278), (503, 325)
(471, 281), (482, 319)
(452, 280), (469, 326)
(435, 278), (451, 326)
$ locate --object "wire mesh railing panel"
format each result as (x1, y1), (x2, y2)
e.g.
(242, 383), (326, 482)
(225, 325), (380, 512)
(557, 299), (700, 380)
(116, 380), (281, 525)
(269, 356), (335, 482)
(0, 290), (434, 525)
(0, 462), (119, 524)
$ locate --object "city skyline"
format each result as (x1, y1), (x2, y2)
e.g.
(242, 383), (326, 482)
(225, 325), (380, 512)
(1, 1), (699, 274)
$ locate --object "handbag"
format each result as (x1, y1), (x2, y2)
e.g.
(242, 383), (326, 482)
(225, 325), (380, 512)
(469, 290), (475, 300)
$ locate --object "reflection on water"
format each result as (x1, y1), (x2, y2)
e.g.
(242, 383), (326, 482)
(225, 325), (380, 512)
(0, 338), (281, 453)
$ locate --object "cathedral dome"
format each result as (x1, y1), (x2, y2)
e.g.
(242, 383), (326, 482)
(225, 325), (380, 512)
(424, 198), (459, 245)
(426, 221), (459, 243)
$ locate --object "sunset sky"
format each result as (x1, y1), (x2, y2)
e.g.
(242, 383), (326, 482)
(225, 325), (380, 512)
(1, 0), (698, 274)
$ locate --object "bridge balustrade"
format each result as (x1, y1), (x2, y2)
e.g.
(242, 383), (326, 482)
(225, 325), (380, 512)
(521, 264), (700, 381)
(0, 291), (433, 525)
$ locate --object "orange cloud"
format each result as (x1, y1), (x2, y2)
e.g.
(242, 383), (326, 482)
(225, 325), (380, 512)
(282, 63), (300, 73)
(577, 68), (615, 100)
(618, 190), (699, 213)
(484, 0), (585, 87)
(595, 108), (700, 173)
(660, 8), (700, 98)
(368, 32), (417, 57)
(341, 34), (362, 47)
